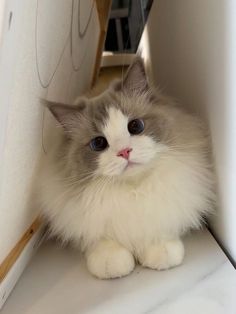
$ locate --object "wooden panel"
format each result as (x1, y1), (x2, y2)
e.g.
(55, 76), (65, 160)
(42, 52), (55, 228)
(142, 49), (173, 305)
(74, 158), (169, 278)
(0, 217), (42, 282)
(91, 0), (112, 86)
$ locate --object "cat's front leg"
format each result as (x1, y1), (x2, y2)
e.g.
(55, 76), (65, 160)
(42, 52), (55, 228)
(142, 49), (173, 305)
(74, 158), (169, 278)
(139, 239), (184, 271)
(86, 239), (135, 279)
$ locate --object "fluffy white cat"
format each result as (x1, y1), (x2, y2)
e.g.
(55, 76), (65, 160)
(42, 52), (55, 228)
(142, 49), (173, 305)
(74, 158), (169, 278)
(38, 57), (215, 279)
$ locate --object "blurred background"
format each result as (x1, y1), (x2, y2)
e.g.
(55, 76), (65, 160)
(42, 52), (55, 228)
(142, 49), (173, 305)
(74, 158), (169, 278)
(105, 0), (153, 53)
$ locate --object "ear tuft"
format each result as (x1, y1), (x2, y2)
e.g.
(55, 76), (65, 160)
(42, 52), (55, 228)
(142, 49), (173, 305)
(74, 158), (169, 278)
(41, 99), (85, 131)
(123, 56), (149, 94)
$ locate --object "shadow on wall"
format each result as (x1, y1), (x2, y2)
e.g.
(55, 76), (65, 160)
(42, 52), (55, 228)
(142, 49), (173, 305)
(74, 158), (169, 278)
(138, 0), (236, 264)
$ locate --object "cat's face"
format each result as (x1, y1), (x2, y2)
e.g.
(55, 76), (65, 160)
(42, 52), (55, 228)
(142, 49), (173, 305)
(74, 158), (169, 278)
(47, 58), (168, 180)
(88, 105), (163, 178)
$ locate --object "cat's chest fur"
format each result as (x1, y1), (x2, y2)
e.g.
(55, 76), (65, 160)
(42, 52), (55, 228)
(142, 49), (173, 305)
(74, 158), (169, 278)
(41, 153), (207, 253)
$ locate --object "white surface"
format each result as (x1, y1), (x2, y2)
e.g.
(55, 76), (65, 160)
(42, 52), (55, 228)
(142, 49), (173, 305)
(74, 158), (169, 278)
(101, 53), (136, 67)
(139, 0), (236, 263)
(0, 0), (99, 264)
(1, 230), (235, 314)
(0, 225), (46, 310)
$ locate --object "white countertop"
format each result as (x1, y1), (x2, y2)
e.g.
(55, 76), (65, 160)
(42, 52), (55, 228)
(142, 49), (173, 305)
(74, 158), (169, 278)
(1, 230), (236, 314)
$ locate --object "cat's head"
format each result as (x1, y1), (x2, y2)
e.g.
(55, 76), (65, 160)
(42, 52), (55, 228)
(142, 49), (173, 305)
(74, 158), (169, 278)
(46, 57), (168, 181)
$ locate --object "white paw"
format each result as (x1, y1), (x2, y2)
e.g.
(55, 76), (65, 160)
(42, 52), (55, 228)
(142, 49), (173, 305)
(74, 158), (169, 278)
(140, 239), (184, 270)
(86, 240), (135, 279)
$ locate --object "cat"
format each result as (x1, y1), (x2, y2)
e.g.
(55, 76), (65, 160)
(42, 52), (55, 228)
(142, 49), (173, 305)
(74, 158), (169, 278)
(38, 57), (215, 279)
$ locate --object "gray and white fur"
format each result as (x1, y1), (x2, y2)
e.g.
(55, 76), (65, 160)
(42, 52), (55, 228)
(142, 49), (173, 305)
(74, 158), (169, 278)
(38, 57), (215, 279)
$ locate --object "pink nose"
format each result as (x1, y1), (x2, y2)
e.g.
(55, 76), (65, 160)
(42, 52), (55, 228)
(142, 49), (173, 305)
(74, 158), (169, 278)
(117, 147), (132, 160)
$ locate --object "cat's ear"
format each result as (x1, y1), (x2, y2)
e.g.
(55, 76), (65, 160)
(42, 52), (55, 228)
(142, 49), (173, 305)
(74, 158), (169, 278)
(42, 100), (85, 131)
(122, 57), (149, 95)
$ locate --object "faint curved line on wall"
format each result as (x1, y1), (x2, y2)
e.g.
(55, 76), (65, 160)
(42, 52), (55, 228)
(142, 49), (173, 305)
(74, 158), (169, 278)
(78, 0), (94, 38)
(35, 0), (71, 89)
(71, 0), (95, 72)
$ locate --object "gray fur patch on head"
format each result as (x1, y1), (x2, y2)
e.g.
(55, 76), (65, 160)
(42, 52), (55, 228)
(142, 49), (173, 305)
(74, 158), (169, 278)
(46, 57), (175, 183)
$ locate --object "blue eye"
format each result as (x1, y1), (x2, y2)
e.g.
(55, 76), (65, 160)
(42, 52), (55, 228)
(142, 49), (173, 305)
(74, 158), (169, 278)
(90, 136), (108, 151)
(128, 119), (144, 135)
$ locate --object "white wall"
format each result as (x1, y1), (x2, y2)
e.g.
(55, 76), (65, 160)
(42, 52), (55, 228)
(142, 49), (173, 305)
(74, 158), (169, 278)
(0, 0), (99, 263)
(139, 0), (236, 262)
